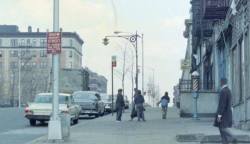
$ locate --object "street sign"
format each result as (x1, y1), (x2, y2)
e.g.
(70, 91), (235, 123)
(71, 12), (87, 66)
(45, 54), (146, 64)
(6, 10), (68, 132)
(112, 56), (117, 67)
(47, 32), (62, 54)
(181, 59), (191, 70)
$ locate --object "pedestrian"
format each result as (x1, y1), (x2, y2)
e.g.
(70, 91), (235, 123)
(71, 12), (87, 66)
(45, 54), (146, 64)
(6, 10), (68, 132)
(115, 89), (125, 122)
(157, 92), (170, 119)
(134, 90), (145, 122)
(213, 78), (237, 144)
(130, 89), (138, 121)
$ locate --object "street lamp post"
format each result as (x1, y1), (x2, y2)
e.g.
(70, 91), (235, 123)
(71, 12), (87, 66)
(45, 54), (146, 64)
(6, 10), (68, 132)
(103, 31), (143, 92)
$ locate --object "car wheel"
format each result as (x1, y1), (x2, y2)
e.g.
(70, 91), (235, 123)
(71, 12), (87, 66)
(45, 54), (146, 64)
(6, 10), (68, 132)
(94, 114), (99, 118)
(70, 118), (75, 125)
(30, 119), (36, 126)
(73, 118), (78, 124)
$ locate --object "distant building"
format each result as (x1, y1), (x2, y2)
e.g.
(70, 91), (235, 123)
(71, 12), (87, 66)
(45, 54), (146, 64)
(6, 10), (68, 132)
(86, 68), (107, 93)
(0, 25), (84, 106)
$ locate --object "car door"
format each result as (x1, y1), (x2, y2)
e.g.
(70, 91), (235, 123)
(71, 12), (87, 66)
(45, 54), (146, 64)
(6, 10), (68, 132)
(70, 96), (80, 116)
(96, 93), (104, 113)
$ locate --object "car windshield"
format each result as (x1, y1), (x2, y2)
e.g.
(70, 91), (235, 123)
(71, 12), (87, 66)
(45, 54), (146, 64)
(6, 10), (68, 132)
(34, 94), (69, 104)
(73, 92), (97, 101)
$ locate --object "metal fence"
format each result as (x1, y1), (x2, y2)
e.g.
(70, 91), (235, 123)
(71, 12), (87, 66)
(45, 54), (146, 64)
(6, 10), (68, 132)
(179, 79), (215, 92)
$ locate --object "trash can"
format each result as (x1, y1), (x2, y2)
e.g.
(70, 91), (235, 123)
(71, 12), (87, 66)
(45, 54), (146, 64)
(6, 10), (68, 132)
(59, 113), (70, 139)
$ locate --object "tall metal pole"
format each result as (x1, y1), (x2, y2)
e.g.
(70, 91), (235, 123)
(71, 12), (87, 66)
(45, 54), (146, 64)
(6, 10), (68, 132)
(135, 31), (138, 91)
(48, 0), (62, 140)
(141, 34), (144, 95)
(52, 0), (60, 121)
(18, 50), (21, 108)
(111, 63), (114, 116)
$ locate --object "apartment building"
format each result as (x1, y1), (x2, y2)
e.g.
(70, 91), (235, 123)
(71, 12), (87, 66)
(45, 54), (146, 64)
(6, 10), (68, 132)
(0, 25), (84, 106)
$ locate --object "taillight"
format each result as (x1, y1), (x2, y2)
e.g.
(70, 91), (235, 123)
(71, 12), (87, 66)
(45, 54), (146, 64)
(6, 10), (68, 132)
(25, 107), (33, 114)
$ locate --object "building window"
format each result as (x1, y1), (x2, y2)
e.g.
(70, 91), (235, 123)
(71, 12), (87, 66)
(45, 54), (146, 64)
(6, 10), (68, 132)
(70, 39), (73, 47)
(10, 39), (18, 47)
(69, 51), (73, 58)
(27, 39), (31, 47)
(32, 39), (37, 47)
(0, 39), (2, 47)
(10, 50), (18, 57)
(70, 62), (73, 68)
(10, 62), (18, 69)
(32, 62), (36, 68)
(40, 62), (48, 68)
(40, 50), (47, 57)
(20, 39), (25, 46)
(0, 51), (3, 57)
(40, 39), (47, 47)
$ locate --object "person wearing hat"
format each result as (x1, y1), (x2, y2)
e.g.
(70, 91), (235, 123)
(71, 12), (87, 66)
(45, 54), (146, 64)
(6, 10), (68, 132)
(116, 89), (125, 122)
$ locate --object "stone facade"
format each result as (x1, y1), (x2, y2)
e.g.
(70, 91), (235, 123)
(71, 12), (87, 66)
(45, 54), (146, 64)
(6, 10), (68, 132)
(180, 0), (250, 130)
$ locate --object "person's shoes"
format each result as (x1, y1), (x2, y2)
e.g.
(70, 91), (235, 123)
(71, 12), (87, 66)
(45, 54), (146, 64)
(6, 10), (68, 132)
(137, 119), (141, 122)
(142, 120), (146, 122)
(116, 120), (121, 122)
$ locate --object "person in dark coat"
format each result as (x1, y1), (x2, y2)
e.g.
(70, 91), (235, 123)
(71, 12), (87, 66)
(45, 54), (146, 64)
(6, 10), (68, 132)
(134, 90), (145, 122)
(116, 89), (125, 122)
(214, 78), (237, 144)
(130, 89), (138, 121)
(157, 92), (170, 119)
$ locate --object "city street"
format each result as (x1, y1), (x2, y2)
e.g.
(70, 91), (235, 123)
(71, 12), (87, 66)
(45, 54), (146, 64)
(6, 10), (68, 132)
(0, 108), (46, 144)
(27, 107), (250, 144)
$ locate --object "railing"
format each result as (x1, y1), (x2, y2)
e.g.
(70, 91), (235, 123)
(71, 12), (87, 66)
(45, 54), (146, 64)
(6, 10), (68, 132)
(179, 79), (215, 92)
(202, 0), (230, 19)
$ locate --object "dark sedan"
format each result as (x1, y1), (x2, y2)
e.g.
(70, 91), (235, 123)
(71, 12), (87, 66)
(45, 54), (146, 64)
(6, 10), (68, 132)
(73, 91), (105, 117)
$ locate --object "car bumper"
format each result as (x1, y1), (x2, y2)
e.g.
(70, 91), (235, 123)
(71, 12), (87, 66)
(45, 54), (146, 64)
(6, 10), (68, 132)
(80, 109), (99, 115)
(25, 114), (50, 121)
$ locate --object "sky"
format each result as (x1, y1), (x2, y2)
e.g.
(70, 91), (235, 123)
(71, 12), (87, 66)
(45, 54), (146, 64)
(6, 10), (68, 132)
(0, 0), (191, 103)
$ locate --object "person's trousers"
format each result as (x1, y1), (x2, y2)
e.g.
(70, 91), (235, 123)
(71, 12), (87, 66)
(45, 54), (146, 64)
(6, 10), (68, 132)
(162, 106), (168, 119)
(219, 127), (235, 144)
(136, 104), (145, 121)
(116, 107), (123, 121)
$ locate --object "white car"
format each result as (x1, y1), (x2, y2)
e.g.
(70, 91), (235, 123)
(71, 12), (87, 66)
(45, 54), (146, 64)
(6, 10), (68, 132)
(25, 93), (81, 126)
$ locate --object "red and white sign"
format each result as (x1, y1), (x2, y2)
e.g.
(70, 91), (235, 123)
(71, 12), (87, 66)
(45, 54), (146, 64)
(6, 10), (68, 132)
(47, 32), (62, 54)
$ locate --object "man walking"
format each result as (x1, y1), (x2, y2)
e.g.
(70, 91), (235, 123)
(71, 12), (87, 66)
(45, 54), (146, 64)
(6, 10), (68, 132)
(116, 89), (125, 122)
(134, 90), (145, 122)
(158, 92), (170, 119)
(214, 78), (237, 144)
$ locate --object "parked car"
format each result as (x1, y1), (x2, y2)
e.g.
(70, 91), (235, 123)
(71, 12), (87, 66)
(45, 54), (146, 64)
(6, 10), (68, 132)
(73, 91), (105, 117)
(100, 93), (112, 113)
(24, 93), (81, 126)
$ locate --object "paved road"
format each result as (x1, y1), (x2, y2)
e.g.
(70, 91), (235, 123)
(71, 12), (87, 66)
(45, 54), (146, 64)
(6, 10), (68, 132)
(0, 108), (110, 144)
(0, 108), (47, 144)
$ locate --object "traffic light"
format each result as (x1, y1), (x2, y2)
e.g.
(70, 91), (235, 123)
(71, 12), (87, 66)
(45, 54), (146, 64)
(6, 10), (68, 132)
(103, 37), (109, 46)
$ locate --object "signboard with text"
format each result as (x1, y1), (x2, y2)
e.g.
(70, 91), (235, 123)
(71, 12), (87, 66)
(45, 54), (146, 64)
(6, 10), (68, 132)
(47, 32), (62, 54)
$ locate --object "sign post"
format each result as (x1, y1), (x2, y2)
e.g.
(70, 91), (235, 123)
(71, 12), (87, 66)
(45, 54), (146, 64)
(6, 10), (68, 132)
(48, 0), (62, 140)
(111, 56), (116, 116)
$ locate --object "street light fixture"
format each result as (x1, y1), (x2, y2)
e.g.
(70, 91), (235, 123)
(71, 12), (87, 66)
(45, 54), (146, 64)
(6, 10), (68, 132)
(103, 31), (143, 92)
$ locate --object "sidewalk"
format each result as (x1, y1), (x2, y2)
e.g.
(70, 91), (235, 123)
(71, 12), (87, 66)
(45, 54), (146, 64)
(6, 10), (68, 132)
(27, 107), (250, 144)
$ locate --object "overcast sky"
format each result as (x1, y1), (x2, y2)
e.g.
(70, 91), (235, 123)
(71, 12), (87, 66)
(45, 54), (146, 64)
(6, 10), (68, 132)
(0, 0), (191, 101)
